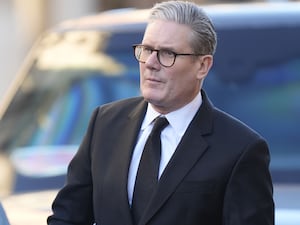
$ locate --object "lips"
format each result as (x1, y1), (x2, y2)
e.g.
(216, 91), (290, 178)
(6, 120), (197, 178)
(145, 77), (163, 86)
(147, 77), (160, 82)
(144, 74), (162, 82)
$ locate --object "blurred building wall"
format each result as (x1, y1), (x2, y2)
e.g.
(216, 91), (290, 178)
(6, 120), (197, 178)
(0, 0), (100, 100)
(0, 1), (20, 100)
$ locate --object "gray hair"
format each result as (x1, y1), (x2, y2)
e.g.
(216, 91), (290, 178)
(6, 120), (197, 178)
(149, 1), (217, 55)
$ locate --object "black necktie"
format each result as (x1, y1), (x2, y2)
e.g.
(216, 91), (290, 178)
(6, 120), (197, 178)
(131, 116), (169, 224)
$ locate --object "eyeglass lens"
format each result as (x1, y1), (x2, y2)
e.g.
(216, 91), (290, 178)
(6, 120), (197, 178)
(134, 45), (175, 67)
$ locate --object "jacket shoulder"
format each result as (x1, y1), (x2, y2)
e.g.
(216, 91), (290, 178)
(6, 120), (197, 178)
(100, 97), (144, 112)
(91, 96), (146, 121)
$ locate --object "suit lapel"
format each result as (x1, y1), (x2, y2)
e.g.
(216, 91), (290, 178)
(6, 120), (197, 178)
(101, 99), (147, 225)
(139, 90), (214, 225)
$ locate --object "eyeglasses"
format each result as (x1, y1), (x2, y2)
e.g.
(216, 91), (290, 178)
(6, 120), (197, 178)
(133, 44), (204, 67)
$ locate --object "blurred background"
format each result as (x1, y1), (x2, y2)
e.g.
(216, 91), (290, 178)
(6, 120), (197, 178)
(1, 0), (300, 225)
(0, 0), (294, 98)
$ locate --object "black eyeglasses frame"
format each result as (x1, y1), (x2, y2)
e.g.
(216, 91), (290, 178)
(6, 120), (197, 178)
(132, 44), (205, 67)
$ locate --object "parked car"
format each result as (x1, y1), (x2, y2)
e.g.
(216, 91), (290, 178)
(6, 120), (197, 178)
(1, 2), (300, 225)
(0, 202), (10, 225)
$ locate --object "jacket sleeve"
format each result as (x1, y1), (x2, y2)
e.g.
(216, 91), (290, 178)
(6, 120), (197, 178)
(222, 138), (274, 225)
(47, 109), (100, 225)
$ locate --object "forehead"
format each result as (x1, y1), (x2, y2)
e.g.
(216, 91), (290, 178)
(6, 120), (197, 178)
(143, 20), (192, 49)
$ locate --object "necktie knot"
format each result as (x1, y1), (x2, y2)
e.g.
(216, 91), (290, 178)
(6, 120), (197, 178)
(151, 116), (169, 135)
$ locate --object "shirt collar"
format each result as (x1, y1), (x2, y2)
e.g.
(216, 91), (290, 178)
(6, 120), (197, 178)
(142, 92), (202, 135)
(141, 104), (161, 131)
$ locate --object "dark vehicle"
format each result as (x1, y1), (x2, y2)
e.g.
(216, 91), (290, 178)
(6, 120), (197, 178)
(0, 2), (299, 225)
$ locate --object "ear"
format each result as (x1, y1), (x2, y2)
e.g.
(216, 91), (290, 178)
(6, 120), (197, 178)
(196, 55), (213, 80)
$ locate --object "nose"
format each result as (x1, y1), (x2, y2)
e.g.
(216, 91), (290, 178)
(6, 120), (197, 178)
(145, 51), (160, 68)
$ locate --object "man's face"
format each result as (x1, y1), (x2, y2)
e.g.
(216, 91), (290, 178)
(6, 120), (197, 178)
(139, 19), (209, 114)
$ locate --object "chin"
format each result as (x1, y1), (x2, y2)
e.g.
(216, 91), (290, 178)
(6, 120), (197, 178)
(142, 90), (156, 101)
(143, 95), (158, 104)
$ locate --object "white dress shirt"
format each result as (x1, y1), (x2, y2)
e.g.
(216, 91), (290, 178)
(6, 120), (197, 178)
(127, 92), (202, 204)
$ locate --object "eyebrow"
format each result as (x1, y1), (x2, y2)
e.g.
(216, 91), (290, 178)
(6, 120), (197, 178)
(141, 44), (178, 52)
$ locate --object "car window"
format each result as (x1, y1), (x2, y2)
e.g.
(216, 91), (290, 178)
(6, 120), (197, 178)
(0, 31), (141, 150)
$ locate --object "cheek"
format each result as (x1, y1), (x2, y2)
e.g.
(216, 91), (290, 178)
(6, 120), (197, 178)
(168, 70), (199, 95)
(139, 66), (146, 83)
(169, 71), (192, 88)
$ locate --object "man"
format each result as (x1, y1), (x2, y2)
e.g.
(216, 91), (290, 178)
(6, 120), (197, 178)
(48, 1), (274, 225)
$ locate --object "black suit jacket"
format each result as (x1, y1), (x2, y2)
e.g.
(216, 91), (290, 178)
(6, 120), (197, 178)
(48, 90), (274, 225)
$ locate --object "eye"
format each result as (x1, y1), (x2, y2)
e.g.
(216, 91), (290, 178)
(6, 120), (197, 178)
(143, 46), (153, 54)
(160, 49), (175, 58)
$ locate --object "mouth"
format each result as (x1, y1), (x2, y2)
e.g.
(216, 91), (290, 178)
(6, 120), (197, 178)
(145, 76), (162, 83)
(145, 78), (163, 87)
